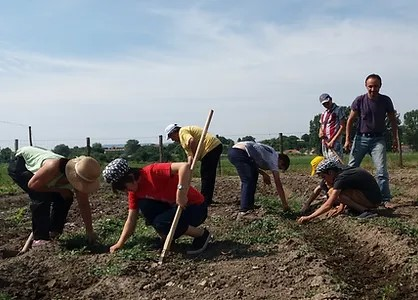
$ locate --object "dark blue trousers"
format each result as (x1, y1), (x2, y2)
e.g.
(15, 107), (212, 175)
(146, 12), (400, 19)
(137, 199), (207, 239)
(227, 148), (259, 212)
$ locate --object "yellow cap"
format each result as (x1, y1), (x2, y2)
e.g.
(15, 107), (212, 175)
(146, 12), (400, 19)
(310, 156), (325, 176)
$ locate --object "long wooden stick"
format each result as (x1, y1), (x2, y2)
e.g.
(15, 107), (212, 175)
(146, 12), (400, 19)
(19, 232), (33, 254)
(159, 109), (214, 264)
(329, 147), (344, 164)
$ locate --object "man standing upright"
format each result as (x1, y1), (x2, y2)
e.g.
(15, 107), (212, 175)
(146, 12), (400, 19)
(318, 93), (346, 160)
(344, 74), (399, 207)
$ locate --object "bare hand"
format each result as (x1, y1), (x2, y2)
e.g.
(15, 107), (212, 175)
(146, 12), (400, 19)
(176, 193), (188, 209)
(392, 141), (398, 153)
(297, 216), (310, 224)
(344, 141), (351, 153)
(262, 174), (271, 185)
(326, 141), (335, 148)
(110, 243), (122, 253)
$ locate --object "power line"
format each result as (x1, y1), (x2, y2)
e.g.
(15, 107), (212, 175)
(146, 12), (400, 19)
(0, 120), (29, 127)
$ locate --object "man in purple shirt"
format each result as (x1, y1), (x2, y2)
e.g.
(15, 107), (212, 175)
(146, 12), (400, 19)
(344, 74), (399, 207)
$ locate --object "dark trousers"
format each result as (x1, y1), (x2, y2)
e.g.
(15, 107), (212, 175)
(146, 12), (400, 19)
(200, 144), (223, 205)
(138, 199), (207, 239)
(8, 156), (73, 240)
(227, 148), (259, 211)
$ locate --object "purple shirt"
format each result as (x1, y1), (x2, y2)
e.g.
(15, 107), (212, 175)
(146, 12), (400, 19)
(351, 93), (395, 134)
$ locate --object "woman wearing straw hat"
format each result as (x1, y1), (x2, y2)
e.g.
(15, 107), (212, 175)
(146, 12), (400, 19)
(8, 146), (101, 247)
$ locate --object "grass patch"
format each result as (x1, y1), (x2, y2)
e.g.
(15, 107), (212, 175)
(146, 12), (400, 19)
(371, 218), (418, 239)
(225, 216), (298, 245)
(0, 293), (12, 300)
(5, 207), (28, 226)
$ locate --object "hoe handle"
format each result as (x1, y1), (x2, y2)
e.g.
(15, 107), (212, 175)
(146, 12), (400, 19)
(159, 109), (214, 264)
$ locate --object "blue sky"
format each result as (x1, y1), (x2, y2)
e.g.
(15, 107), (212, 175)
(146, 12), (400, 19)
(1, 0), (417, 149)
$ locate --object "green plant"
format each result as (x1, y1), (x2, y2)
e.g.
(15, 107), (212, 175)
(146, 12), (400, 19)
(5, 207), (27, 225)
(0, 292), (12, 300)
(380, 283), (397, 300)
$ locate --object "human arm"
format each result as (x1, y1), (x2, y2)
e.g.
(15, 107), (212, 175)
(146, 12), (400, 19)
(110, 209), (139, 253)
(75, 190), (97, 243)
(301, 185), (322, 214)
(344, 110), (358, 152)
(170, 162), (192, 208)
(387, 111), (399, 152)
(272, 170), (289, 211)
(259, 169), (271, 185)
(297, 188), (341, 224)
(27, 159), (73, 198)
(327, 119), (346, 148)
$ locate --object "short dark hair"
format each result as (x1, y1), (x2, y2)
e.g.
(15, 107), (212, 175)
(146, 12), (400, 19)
(278, 154), (290, 171)
(365, 74), (382, 86)
(111, 168), (140, 192)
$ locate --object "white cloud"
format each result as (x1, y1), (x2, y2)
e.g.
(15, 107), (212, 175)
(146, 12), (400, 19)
(1, 2), (418, 148)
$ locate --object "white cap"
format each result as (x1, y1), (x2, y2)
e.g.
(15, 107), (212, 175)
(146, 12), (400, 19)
(164, 123), (179, 139)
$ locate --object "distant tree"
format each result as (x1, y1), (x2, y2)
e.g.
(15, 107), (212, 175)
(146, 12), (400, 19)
(309, 114), (321, 153)
(216, 135), (235, 153)
(91, 143), (105, 154)
(0, 147), (12, 163)
(125, 139), (140, 156)
(238, 136), (256, 142)
(53, 144), (71, 157)
(403, 109), (418, 150)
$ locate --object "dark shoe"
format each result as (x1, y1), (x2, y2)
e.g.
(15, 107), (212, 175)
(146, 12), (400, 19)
(357, 211), (378, 219)
(187, 229), (212, 255)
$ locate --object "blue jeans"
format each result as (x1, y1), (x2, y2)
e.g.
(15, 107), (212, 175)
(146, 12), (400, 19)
(348, 135), (391, 201)
(227, 148), (259, 211)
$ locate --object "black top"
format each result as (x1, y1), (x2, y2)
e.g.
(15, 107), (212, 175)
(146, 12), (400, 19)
(333, 166), (382, 204)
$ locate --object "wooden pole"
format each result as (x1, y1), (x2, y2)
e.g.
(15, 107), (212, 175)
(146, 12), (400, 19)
(279, 133), (284, 154)
(86, 137), (91, 156)
(14, 139), (19, 152)
(159, 109), (214, 264)
(159, 135), (163, 162)
(28, 126), (33, 146)
(397, 130), (403, 168)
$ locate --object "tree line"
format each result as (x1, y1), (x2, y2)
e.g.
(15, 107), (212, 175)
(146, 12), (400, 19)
(0, 109), (417, 163)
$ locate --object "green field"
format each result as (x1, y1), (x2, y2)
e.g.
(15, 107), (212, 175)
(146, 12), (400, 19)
(1, 152), (416, 196)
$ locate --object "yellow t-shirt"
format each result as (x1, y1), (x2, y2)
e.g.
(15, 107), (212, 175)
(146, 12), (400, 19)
(179, 126), (221, 160)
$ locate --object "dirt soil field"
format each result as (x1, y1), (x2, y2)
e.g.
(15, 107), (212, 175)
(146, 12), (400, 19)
(1, 167), (418, 300)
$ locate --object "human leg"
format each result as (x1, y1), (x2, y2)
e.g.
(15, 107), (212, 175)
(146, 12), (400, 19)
(348, 135), (369, 167)
(227, 148), (259, 212)
(50, 193), (74, 235)
(8, 156), (51, 240)
(339, 189), (379, 213)
(200, 144), (223, 205)
(370, 137), (391, 202)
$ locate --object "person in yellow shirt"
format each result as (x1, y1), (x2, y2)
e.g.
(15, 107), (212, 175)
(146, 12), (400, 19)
(165, 123), (223, 206)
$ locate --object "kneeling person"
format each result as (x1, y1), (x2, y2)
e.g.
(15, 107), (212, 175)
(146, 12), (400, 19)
(297, 158), (382, 224)
(103, 158), (211, 255)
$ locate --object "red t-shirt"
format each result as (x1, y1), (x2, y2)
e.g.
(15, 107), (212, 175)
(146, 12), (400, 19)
(128, 163), (204, 210)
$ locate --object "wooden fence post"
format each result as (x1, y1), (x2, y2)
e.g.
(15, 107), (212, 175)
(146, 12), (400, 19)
(159, 135), (163, 162)
(28, 126), (33, 146)
(279, 133), (284, 154)
(86, 137), (91, 156)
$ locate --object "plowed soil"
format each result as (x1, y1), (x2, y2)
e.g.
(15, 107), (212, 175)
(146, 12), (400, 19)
(1, 167), (418, 300)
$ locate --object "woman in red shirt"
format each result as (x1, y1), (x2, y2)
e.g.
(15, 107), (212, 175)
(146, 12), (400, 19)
(102, 158), (211, 255)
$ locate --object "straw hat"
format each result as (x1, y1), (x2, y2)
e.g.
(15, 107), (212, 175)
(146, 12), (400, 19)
(65, 156), (101, 193)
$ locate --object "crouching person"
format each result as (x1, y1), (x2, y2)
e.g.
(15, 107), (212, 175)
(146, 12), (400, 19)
(297, 158), (382, 224)
(102, 158), (211, 255)
(8, 146), (100, 246)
